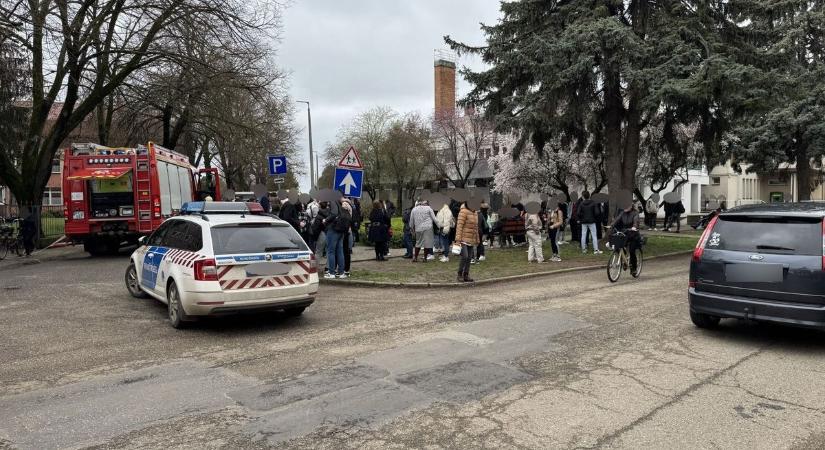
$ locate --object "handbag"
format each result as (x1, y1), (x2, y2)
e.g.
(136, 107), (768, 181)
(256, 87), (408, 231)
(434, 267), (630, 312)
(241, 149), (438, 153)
(450, 243), (462, 255)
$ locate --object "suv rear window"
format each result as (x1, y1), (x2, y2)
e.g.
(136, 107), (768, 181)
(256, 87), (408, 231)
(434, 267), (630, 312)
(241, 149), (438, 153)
(708, 216), (822, 256)
(210, 223), (308, 255)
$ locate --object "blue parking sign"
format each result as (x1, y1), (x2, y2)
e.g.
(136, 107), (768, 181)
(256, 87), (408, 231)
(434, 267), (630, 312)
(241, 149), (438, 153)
(333, 168), (363, 198)
(268, 155), (287, 175)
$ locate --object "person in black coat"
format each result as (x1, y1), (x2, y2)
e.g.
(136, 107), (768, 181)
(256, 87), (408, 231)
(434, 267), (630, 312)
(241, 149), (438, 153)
(278, 199), (300, 231)
(368, 200), (391, 261)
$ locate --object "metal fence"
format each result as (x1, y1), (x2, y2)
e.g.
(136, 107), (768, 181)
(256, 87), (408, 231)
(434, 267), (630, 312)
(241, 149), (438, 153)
(1, 205), (65, 239)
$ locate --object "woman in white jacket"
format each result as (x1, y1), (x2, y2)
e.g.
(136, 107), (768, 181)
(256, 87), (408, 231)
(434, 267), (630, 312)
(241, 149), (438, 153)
(436, 203), (455, 262)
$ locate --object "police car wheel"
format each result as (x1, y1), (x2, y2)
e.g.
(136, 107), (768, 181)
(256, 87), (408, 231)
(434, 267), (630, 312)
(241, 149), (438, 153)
(166, 281), (190, 329)
(125, 263), (147, 298)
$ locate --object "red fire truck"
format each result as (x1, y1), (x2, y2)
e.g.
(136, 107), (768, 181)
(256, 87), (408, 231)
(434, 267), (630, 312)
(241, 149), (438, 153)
(62, 142), (221, 255)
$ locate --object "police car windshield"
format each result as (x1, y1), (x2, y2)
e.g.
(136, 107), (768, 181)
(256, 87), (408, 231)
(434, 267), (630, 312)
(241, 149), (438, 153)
(211, 223), (308, 255)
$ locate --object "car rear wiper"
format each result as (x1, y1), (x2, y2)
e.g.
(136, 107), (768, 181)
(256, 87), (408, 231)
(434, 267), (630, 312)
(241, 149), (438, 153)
(265, 246), (298, 252)
(756, 245), (795, 251)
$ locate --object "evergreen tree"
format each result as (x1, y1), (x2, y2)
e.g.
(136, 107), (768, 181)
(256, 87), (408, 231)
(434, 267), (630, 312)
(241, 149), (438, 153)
(447, 0), (751, 212)
(730, 1), (825, 201)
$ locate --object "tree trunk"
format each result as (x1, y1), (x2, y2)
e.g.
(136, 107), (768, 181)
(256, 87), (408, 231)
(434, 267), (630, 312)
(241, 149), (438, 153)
(796, 148), (811, 201)
(603, 63), (624, 222)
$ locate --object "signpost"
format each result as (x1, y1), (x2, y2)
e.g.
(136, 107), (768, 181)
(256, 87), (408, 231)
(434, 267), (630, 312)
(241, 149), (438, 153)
(334, 146), (364, 198)
(267, 155), (287, 175)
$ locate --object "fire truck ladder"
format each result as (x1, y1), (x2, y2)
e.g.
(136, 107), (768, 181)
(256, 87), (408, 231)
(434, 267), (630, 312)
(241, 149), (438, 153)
(135, 149), (153, 233)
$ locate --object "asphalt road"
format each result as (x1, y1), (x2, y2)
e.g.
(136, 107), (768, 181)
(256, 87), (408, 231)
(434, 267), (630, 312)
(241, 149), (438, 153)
(1, 247), (825, 449)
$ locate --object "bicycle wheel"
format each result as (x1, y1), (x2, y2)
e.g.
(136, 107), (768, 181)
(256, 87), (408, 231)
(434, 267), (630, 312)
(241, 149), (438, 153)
(631, 248), (643, 278)
(607, 250), (622, 283)
(13, 238), (25, 256)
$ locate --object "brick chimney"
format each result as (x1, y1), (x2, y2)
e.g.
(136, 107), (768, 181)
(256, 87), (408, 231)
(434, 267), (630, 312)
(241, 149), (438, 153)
(434, 55), (456, 119)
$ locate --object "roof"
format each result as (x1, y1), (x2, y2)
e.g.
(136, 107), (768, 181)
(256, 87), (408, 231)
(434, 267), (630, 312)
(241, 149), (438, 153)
(171, 213), (287, 227)
(722, 202), (825, 218)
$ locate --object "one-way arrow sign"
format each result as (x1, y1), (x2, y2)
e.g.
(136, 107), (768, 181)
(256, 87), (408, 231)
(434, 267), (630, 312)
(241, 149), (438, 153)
(333, 167), (363, 198)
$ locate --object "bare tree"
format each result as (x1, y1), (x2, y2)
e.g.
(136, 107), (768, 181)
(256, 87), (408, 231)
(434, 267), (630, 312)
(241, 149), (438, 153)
(0, 0), (282, 208)
(429, 110), (494, 188)
(381, 113), (431, 211)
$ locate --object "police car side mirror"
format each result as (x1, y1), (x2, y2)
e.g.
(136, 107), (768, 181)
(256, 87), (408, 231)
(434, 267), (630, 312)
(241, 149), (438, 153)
(138, 236), (147, 246)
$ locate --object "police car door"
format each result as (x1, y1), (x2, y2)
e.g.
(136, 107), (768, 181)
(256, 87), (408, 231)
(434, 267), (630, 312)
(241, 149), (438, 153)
(139, 220), (175, 297)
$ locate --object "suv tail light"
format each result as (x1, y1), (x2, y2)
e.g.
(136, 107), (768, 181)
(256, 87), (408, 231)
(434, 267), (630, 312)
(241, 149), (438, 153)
(693, 215), (720, 263)
(194, 258), (219, 281)
(309, 253), (318, 274)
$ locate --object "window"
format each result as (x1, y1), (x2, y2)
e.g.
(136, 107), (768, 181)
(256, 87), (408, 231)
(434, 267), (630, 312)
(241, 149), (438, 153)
(148, 220), (174, 246)
(41, 187), (62, 206)
(167, 165), (182, 211)
(162, 220), (202, 251)
(710, 216), (821, 256)
(768, 178), (786, 186)
(51, 159), (61, 173)
(210, 223), (308, 255)
(711, 177), (720, 185)
(178, 166), (193, 205)
(157, 161), (172, 216)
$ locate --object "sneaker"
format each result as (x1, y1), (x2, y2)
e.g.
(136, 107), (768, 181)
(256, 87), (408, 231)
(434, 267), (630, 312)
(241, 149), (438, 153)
(478, 255), (486, 261)
(324, 273), (335, 279)
(551, 255), (562, 262)
(337, 273), (348, 279)
(426, 254), (435, 261)
(594, 250), (603, 254)
(470, 258), (477, 264)
(439, 256), (449, 263)
(344, 271), (351, 277)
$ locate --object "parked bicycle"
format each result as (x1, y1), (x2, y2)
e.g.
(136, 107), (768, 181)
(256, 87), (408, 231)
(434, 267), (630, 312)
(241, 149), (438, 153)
(606, 231), (643, 282)
(0, 221), (25, 260)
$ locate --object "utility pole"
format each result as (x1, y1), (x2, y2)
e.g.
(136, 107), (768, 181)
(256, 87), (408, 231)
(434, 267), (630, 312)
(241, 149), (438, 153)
(296, 101), (315, 190)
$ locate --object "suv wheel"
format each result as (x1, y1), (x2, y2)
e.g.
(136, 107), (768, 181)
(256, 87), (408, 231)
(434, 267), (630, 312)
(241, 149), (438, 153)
(167, 281), (190, 329)
(125, 263), (147, 298)
(690, 310), (721, 329)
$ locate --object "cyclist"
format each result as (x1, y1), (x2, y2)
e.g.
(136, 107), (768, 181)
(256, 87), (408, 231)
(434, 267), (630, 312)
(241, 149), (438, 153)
(609, 203), (642, 274)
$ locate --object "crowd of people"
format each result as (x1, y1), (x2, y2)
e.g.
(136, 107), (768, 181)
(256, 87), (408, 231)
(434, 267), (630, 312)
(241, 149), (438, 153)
(248, 188), (702, 281)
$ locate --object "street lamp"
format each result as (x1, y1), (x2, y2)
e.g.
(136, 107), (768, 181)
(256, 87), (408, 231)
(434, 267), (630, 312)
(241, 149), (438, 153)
(296, 100), (315, 190)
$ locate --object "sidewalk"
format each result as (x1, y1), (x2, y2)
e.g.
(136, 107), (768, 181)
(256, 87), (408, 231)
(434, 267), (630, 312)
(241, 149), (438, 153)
(0, 244), (82, 271)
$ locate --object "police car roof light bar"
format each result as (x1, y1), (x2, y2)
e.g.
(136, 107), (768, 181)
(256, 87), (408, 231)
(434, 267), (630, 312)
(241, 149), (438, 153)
(180, 201), (250, 216)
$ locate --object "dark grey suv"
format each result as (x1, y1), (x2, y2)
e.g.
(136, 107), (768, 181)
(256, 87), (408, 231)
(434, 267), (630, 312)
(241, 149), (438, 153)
(689, 202), (825, 329)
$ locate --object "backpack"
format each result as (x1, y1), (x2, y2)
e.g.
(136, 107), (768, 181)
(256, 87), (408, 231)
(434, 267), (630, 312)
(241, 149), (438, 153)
(333, 210), (352, 233)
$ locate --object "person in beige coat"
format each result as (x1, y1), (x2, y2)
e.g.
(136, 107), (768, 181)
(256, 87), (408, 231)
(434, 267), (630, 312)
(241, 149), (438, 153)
(454, 203), (479, 282)
(525, 212), (544, 263)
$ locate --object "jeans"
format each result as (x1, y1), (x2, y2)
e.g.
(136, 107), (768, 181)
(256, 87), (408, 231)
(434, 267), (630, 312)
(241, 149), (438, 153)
(581, 223), (599, 252)
(457, 244), (475, 276)
(548, 228), (559, 255)
(439, 234), (451, 256)
(527, 230), (544, 262)
(315, 231), (326, 257)
(402, 231), (413, 256)
(326, 230), (345, 274)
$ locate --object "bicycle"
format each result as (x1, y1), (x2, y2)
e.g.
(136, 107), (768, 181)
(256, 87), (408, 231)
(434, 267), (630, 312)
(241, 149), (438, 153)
(606, 230), (643, 282)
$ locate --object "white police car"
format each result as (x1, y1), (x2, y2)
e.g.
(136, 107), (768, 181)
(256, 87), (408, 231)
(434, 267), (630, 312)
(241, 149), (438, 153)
(124, 202), (319, 328)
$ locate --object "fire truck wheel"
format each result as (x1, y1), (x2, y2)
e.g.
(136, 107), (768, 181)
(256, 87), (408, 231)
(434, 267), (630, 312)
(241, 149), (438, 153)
(166, 281), (191, 329)
(125, 263), (147, 298)
(84, 238), (106, 256)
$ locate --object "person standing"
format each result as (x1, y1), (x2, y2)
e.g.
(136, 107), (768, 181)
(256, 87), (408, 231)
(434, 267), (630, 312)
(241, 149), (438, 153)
(547, 202), (563, 262)
(662, 200), (673, 232)
(525, 211), (544, 263)
(306, 198), (321, 252)
(576, 191), (601, 254)
(645, 196), (659, 230)
(278, 197), (300, 231)
(477, 202), (490, 262)
(259, 194), (271, 214)
(368, 200), (391, 261)
(351, 198), (363, 243)
(671, 199), (685, 233)
(436, 203), (454, 262)
(341, 199), (355, 277)
(401, 206), (413, 258)
(21, 210), (37, 257)
(455, 202), (480, 282)
(408, 200), (437, 262)
(570, 197), (582, 244)
(324, 198), (350, 278)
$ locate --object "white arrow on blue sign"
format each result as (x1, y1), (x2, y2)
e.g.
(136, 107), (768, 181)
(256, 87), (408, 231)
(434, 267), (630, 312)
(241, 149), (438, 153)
(267, 155), (287, 175)
(333, 167), (363, 198)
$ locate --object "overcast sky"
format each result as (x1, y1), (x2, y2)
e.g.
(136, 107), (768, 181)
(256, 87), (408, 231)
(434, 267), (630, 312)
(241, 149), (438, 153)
(276, 0), (503, 191)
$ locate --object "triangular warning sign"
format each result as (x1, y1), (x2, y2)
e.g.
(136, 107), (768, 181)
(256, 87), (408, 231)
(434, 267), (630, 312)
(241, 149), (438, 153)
(337, 146), (363, 169)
